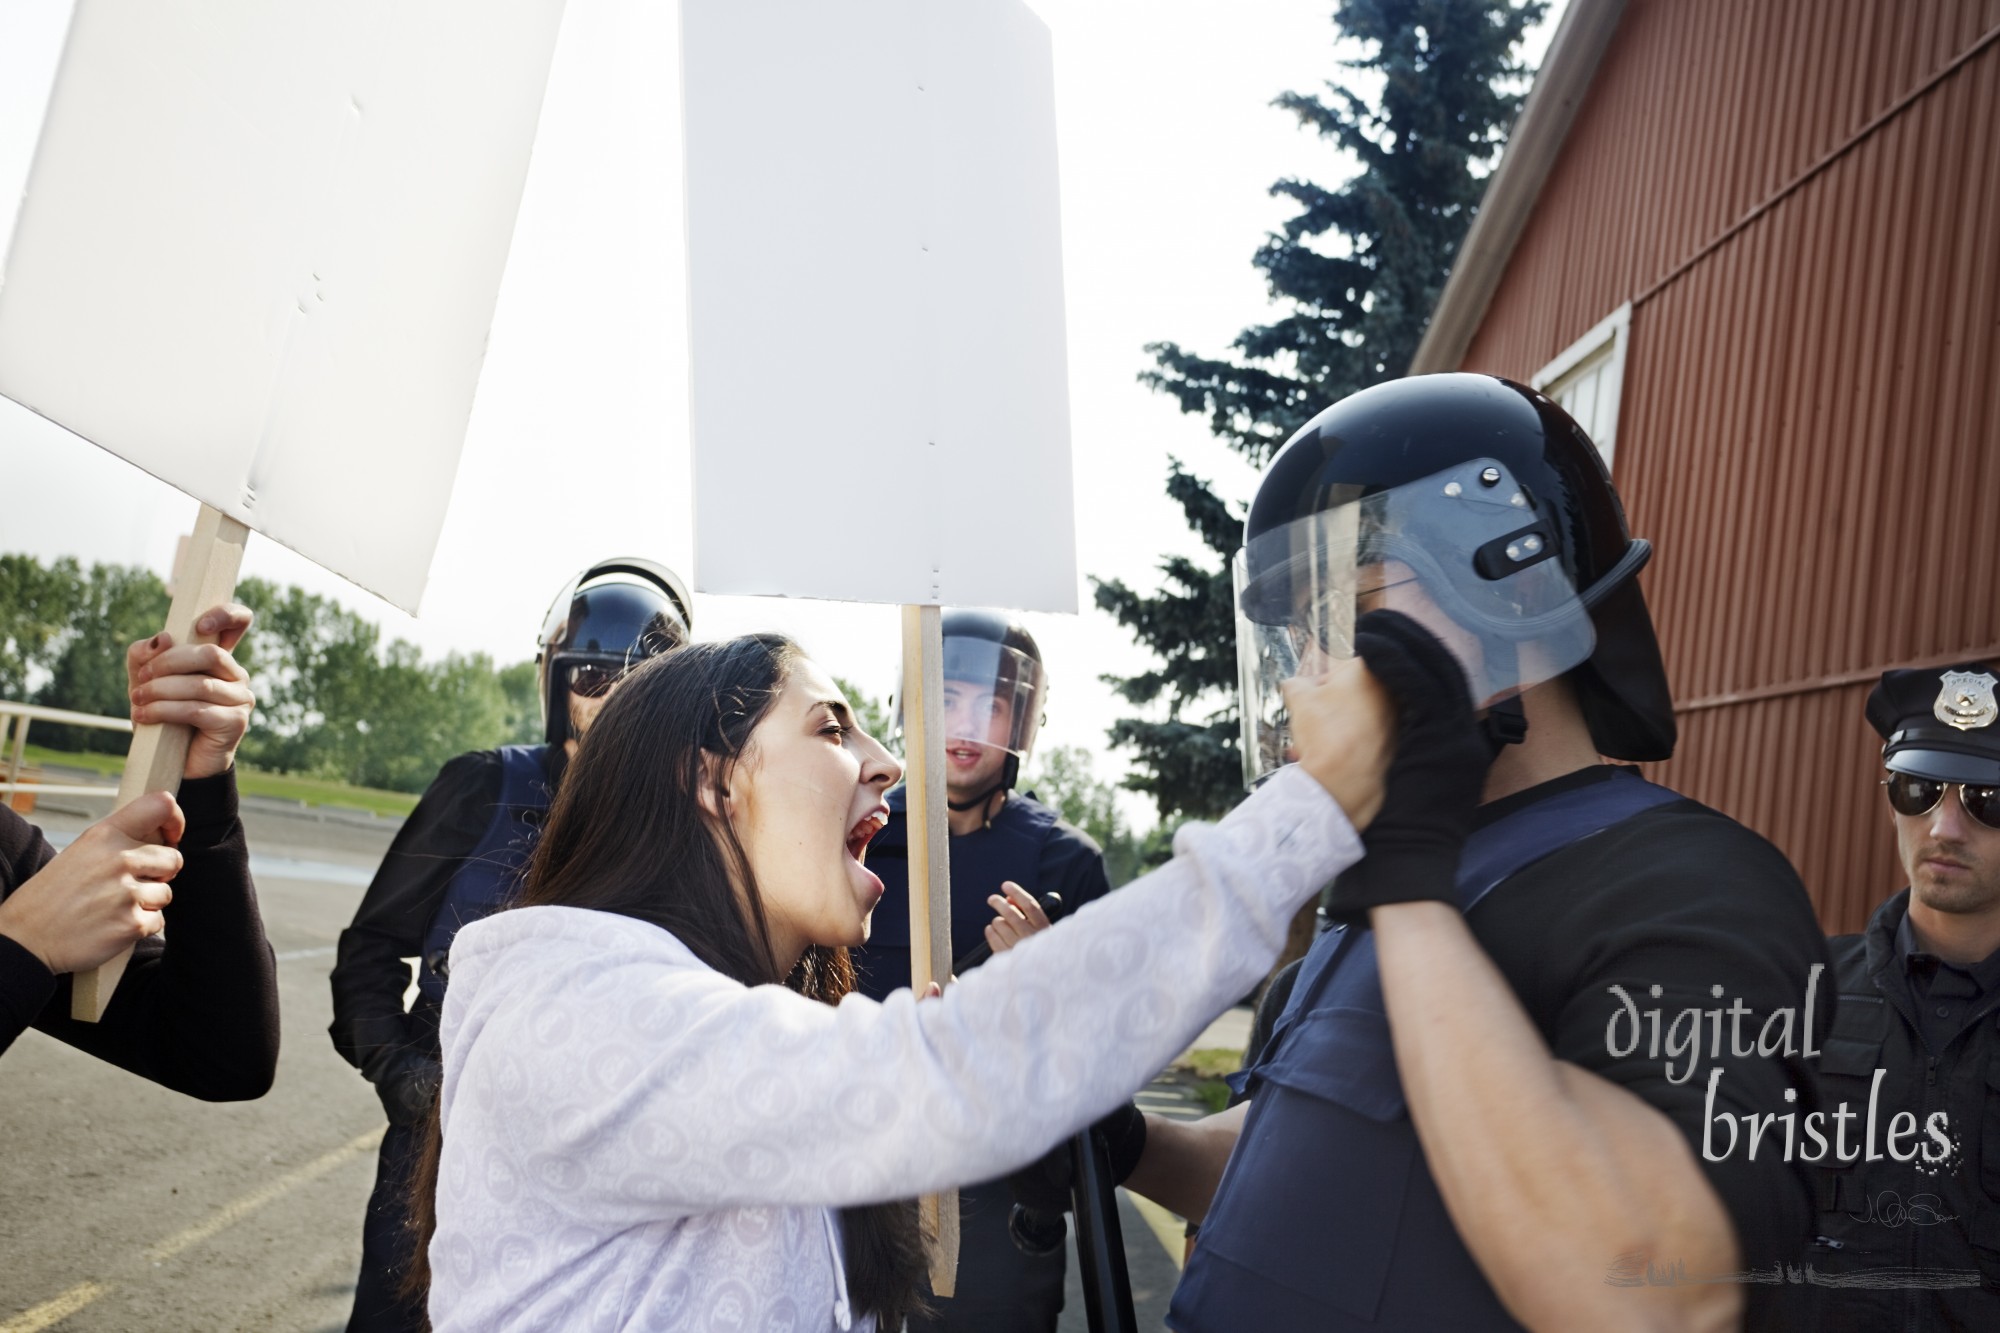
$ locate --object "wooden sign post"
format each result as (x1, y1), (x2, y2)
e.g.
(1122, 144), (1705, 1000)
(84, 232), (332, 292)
(70, 504), (249, 1020)
(681, 0), (1077, 1293)
(0, 6), (573, 1014)
(898, 604), (960, 1290)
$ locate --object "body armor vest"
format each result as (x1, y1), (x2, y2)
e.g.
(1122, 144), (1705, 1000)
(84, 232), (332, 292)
(854, 789), (1062, 1001)
(1793, 902), (2000, 1330)
(1172, 770), (1682, 1331)
(416, 745), (554, 1007)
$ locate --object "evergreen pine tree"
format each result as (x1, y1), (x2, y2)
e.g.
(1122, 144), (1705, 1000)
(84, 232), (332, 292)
(1096, 0), (1545, 823)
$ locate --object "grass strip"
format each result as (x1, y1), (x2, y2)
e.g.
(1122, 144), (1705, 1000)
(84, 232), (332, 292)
(17, 744), (418, 818)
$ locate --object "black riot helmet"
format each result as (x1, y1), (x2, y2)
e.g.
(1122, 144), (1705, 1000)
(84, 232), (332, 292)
(930, 609), (1048, 809)
(537, 557), (693, 746)
(1235, 373), (1674, 787)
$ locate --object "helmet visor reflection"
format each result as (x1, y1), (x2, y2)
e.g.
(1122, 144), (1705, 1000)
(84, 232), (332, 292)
(895, 639), (1049, 761)
(1233, 458), (1597, 790)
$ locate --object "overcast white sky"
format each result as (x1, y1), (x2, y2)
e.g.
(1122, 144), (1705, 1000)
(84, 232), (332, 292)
(0, 0), (1562, 826)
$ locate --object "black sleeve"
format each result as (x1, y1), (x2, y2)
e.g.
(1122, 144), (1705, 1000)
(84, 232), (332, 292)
(23, 771), (281, 1100)
(1037, 818), (1113, 917)
(0, 807), (59, 1055)
(328, 750), (498, 1080)
(1511, 809), (1832, 1281)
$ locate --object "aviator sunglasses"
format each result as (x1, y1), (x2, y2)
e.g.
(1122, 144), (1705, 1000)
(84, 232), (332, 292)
(1882, 772), (2000, 831)
(566, 662), (630, 699)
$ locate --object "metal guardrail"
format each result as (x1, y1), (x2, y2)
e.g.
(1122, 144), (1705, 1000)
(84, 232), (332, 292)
(0, 700), (131, 798)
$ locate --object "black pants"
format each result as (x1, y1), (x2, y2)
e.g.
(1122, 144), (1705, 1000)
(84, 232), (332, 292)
(907, 1179), (1066, 1333)
(348, 1121), (427, 1333)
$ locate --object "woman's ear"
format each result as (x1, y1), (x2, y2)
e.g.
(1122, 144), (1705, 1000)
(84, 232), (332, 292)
(697, 750), (732, 819)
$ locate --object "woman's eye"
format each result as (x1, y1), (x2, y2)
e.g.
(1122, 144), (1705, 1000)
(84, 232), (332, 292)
(820, 721), (849, 740)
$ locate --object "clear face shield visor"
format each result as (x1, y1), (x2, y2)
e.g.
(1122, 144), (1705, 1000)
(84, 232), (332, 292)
(1234, 458), (1598, 790)
(894, 640), (1048, 761)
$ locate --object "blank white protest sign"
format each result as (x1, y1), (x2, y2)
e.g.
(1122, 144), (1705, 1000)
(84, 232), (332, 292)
(0, 0), (569, 613)
(680, 0), (1078, 612)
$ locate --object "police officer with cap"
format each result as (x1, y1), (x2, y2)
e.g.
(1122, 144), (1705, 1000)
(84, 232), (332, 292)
(1797, 662), (2000, 1328)
(1098, 373), (1827, 1331)
(850, 609), (1113, 1333)
(329, 557), (691, 1332)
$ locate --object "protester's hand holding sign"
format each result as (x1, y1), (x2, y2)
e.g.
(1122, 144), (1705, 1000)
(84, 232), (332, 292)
(0, 792), (184, 977)
(0, 600), (276, 1092)
(0, 3), (570, 1018)
(127, 602), (255, 782)
(1, 603), (255, 981)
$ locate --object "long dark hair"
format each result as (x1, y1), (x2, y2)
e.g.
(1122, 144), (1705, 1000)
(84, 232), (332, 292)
(405, 635), (928, 1325)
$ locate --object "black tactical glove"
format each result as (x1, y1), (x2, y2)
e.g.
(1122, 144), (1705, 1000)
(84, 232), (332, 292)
(1005, 1100), (1150, 1212)
(1324, 609), (1495, 923)
(1008, 1140), (1073, 1215)
(369, 1050), (443, 1128)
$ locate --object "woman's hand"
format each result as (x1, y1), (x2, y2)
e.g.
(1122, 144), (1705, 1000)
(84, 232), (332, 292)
(128, 603), (256, 781)
(982, 881), (1053, 956)
(1281, 655), (1393, 831)
(0, 792), (185, 975)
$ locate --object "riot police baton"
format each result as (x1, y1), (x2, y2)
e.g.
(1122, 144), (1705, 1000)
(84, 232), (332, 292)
(1068, 1121), (1139, 1333)
(951, 891), (1064, 974)
(967, 890), (1139, 1333)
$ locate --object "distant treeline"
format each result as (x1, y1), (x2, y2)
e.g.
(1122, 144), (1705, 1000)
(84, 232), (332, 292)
(1, 553), (538, 793)
(2, 552), (1159, 872)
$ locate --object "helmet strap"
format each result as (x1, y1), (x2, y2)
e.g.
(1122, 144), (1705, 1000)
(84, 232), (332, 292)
(944, 754), (1020, 828)
(545, 678), (570, 749)
(1482, 695), (1530, 756)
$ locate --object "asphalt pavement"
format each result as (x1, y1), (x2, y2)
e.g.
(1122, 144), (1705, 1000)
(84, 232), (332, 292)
(1, 794), (1201, 1332)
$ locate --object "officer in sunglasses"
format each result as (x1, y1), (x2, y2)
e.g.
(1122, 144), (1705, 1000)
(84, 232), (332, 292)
(1796, 662), (2000, 1329)
(327, 558), (691, 1333)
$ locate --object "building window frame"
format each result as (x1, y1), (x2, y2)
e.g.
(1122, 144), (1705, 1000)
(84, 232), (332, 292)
(1532, 302), (1631, 472)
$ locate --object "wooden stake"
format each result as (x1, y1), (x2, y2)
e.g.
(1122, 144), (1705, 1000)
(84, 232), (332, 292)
(899, 603), (958, 1295)
(71, 504), (250, 1021)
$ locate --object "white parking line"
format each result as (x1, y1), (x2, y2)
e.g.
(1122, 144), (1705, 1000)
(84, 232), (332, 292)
(0, 1280), (106, 1333)
(145, 1128), (382, 1263)
(0, 1129), (381, 1331)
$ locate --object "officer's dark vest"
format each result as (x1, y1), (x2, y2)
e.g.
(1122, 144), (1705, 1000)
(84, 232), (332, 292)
(1793, 906), (2000, 1329)
(1171, 769), (1682, 1332)
(852, 788), (1063, 1001)
(415, 745), (554, 1007)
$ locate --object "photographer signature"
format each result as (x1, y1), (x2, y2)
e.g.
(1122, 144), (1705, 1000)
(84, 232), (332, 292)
(1846, 1190), (1957, 1229)
(1605, 1250), (1981, 1291)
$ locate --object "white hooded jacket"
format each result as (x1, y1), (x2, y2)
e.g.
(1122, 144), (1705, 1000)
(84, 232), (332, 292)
(429, 764), (1360, 1331)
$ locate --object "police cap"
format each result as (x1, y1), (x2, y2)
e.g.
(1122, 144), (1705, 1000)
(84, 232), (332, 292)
(1866, 663), (2000, 785)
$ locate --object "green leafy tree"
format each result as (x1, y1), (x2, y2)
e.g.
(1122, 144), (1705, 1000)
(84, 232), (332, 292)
(35, 563), (170, 753)
(234, 578), (380, 775)
(5, 553), (602, 793)
(332, 646), (513, 793)
(236, 578), (537, 790)
(834, 677), (895, 750)
(0, 553), (82, 703)
(498, 660), (544, 745)
(1097, 0), (1545, 822)
(1018, 744), (1161, 887)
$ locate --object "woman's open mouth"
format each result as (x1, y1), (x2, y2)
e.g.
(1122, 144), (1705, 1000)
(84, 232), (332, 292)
(847, 807), (889, 864)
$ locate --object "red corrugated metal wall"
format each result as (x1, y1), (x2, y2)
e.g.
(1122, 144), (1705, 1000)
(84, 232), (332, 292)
(1460, 0), (2000, 932)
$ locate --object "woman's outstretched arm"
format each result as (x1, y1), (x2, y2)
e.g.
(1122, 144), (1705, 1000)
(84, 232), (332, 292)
(440, 763), (1362, 1224)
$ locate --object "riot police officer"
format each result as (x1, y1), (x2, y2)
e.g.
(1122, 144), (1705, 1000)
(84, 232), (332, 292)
(850, 609), (1112, 1333)
(1112, 373), (1830, 1331)
(1798, 663), (2000, 1328)
(327, 557), (691, 1332)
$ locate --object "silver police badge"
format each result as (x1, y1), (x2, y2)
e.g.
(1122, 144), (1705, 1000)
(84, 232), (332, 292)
(1935, 670), (2000, 731)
